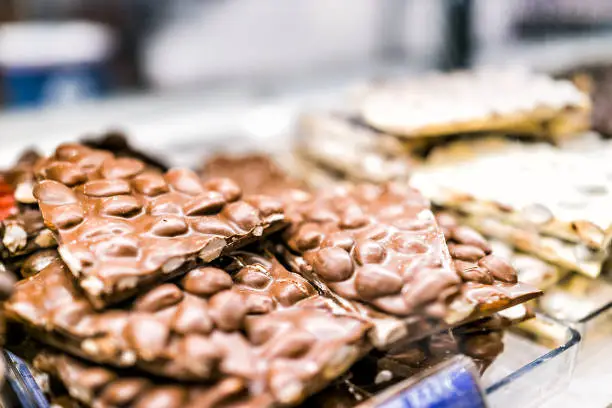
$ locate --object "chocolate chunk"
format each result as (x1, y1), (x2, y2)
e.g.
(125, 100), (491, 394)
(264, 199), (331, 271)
(181, 267), (233, 296)
(7, 249), (368, 399)
(312, 247), (354, 282)
(134, 284), (184, 313)
(280, 183), (540, 333)
(32, 144), (287, 308)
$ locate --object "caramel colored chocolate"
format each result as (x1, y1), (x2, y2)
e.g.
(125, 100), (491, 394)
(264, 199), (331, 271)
(82, 132), (169, 172)
(280, 183), (541, 329)
(34, 351), (273, 408)
(6, 253), (371, 404)
(201, 154), (307, 198)
(32, 144), (286, 308)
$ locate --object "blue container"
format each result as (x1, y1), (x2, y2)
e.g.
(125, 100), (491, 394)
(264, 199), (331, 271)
(3, 63), (109, 108)
(0, 22), (114, 109)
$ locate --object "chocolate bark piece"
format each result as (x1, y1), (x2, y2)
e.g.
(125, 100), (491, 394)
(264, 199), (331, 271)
(280, 182), (541, 331)
(5, 253), (371, 404)
(200, 154), (540, 344)
(360, 68), (590, 139)
(33, 351), (273, 408)
(32, 143), (286, 308)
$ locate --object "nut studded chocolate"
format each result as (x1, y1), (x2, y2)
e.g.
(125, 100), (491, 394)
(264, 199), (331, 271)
(5, 253), (371, 405)
(33, 351), (275, 408)
(280, 183), (541, 328)
(32, 143), (286, 308)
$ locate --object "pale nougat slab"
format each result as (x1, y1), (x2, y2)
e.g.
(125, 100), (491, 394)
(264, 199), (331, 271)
(360, 68), (591, 139)
(411, 136), (612, 259)
(297, 112), (415, 183)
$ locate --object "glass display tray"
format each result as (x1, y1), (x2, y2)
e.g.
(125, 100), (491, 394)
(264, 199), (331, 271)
(0, 86), (591, 407)
(0, 314), (579, 408)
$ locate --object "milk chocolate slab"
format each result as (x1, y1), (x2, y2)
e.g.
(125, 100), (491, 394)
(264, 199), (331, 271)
(32, 143), (286, 308)
(360, 68), (590, 139)
(34, 351), (273, 408)
(280, 183), (541, 330)
(5, 253), (371, 404)
(411, 135), (612, 275)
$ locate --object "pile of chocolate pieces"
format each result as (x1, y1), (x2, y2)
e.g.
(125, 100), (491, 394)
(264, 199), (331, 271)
(0, 131), (541, 408)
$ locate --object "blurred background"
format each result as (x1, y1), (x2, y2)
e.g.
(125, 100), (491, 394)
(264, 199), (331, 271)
(2, 0), (612, 163)
(2, 0), (612, 108)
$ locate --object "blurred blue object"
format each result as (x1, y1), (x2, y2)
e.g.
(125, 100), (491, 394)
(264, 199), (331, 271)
(364, 356), (487, 408)
(0, 21), (114, 108)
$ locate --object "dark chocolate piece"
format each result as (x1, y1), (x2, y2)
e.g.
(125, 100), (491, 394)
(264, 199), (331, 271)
(200, 154), (540, 345)
(6, 253), (371, 405)
(349, 319), (507, 395)
(32, 143), (287, 308)
(0, 208), (56, 263)
(3, 150), (40, 205)
(82, 131), (169, 172)
(280, 183), (541, 329)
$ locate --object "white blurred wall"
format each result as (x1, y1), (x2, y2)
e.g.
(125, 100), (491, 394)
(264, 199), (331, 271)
(144, 0), (446, 89)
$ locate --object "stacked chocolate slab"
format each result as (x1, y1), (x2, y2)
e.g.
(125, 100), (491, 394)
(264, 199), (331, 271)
(2, 140), (541, 407)
(295, 68), (601, 292)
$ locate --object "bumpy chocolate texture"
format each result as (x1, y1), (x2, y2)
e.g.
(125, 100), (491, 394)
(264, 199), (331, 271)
(32, 143), (286, 308)
(34, 351), (274, 408)
(281, 182), (541, 327)
(5, 253), (371, 405)
(201, 154), (307, 198)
